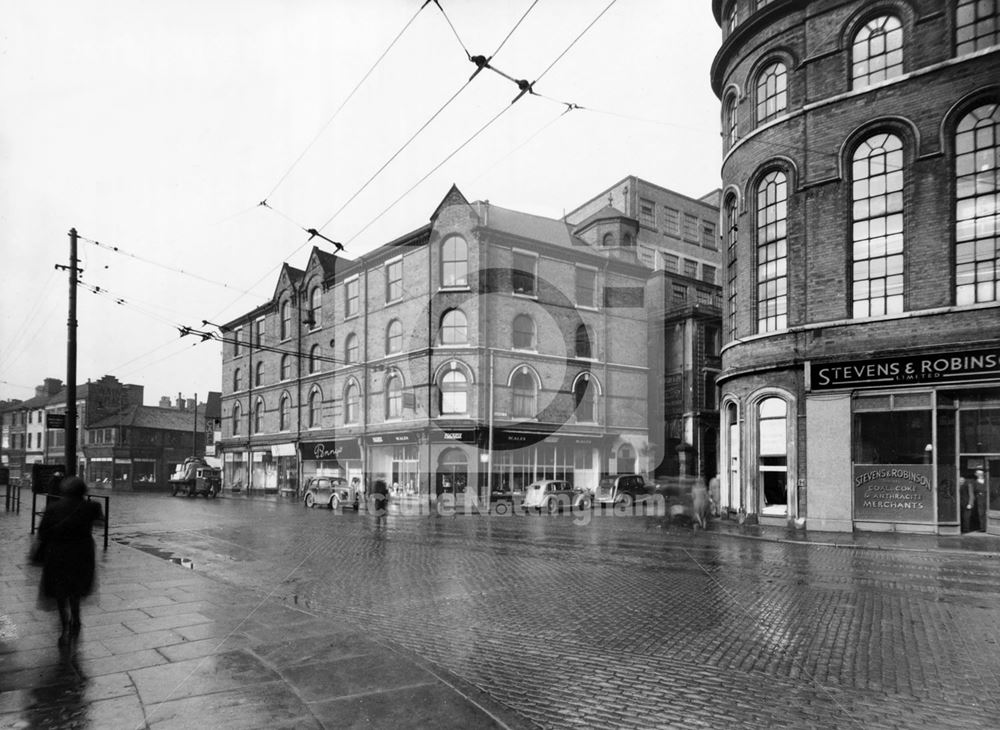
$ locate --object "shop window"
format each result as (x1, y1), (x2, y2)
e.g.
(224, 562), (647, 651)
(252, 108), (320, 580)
(955, 103), (1000, 305)
(440, 309), (467, 345)
(852, 15), (903, 88)
(440, 369), (468, 415)
(758, 397), (788, 515)
(279, 394), (291, 431)
(755, 61), (787, 123)
(854, 409), (931, 464)
(437, 448), (468, 496)
(280, 300), (291, 341)
(512, 314), (535, 350)
(756, 169), (788, 332)
(852, 133), (904, 317)
(385, 375), (402, 420)
(511, 371), (538, 419)
(386, 319), (403, 354)
(345, 333), (358, 364)
(442, 236), (469, 287)
(957, 0), (999, 54)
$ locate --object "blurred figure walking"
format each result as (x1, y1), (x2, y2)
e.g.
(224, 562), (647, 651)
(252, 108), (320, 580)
(37, 476), (104, 646)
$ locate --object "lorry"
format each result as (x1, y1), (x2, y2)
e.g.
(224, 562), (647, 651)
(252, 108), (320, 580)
(169, 457), (221, 498)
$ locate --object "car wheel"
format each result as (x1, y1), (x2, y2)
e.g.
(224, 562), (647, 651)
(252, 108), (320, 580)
(546, 499), (557, 514)
(617, 493), (633, 509)
(579, 496), (592, 511)
(329, 496), (340, 511)
(305, 493), (315, 508)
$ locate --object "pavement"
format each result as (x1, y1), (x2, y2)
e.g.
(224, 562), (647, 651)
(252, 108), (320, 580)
(2, 493), (1000, 729)
(0, 504), (532, 730)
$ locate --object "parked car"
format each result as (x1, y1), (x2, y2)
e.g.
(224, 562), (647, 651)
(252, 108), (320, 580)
(594, 474), (658, 508)
(303, 477), (358, 510)
(521, 480), (593, 513)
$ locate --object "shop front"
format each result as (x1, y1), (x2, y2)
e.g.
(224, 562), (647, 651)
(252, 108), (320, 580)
(299, 438), (363, 492)
(368, 432), (422, 497)
(805, 347), (1000, 534)
(223, 450), (248, 491)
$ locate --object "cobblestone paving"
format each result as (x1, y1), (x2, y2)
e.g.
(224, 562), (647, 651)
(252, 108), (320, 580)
(104, 493), (1000, 728)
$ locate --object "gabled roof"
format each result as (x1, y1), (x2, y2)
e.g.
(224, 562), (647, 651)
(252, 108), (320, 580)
(271, 263), (304, 302)
(88, 405), (201, 432)
(472, 201), (591, 250)
(310, 246), (338, 279)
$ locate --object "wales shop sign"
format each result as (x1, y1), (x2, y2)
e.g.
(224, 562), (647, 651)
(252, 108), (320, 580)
(853, 464), (934, 523)
(809, 348), (1000, 390)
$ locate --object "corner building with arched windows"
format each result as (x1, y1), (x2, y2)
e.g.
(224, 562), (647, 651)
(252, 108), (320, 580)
(713, 0), (1000, 533)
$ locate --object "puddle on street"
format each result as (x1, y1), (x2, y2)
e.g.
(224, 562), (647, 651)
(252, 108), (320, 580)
(113, 536), (194, 569)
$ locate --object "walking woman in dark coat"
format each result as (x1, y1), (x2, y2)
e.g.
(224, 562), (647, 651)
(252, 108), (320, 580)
(37, 476), (104, 645)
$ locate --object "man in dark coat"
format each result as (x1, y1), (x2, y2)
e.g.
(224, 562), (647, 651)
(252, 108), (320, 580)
(37, 476), (104, 645)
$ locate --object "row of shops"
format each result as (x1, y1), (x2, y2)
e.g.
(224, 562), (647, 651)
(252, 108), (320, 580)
(220, 427), (643, 500)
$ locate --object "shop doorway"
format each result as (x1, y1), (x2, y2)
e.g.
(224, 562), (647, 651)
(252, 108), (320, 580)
(960, 456), (1000, 534)
(436, 448), (468, 498)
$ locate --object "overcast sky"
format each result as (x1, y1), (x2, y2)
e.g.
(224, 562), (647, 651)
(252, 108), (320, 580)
(0, 0), (722, 405)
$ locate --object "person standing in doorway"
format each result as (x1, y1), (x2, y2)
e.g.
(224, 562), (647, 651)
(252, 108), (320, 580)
(973, 468), (988, 532)
(37, 476), (104, 647)
(961, 473), (979, 533)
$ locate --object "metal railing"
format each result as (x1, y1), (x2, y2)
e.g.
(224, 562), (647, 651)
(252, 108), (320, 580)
(3, 482), (21, 514)
(31, 492), (110, 550)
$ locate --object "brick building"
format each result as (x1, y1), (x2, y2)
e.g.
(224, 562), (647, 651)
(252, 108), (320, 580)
(217, 186), (651, 502)
(712, 0), (1000, 532)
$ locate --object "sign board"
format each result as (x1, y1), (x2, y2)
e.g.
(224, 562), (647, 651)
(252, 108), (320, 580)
(810, 347), (1000, 391)
(46, 413), (66, 429)
(299, 439), (361, 461)
(369, 432), (418, 445)
(853, 464), (934, 523)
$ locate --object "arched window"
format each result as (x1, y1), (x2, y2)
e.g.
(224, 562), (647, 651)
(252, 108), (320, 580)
(280, 354), (292, 380)
(344, 382), (360, 424)
(512, 314), (535, 350)
(440, 309), (467, 345)
(852, 15), (902, 88)
(440, 369), (468, 415)
(308, 286), (321, 329)
(758, 396), (788, 515)
(385, 375), (402, 419)
(575, 324), (593, 359)
(345, 333), (358, 364)
(956, 103), (1000, 304)
(232, 402), (242, 436)
(255, 361), (264, 387)
(957, 0), (999, 54)
(726, 1), (738, 35)
(441, 236), (469, 287)
(233, 367), (242, 391)
(852, 133), (904, 317)
(725, 194), (739, 341)
(386, 319), (403, 355)
(602, 232), (614, 247)
(511, 370), (537, 419)
(574, 374), (597, 422)
(308, 388), (321, 428)
(253, 398), (264, 434)
(280, 300), (291, 340)
(725, 92), (739, 148)
(308, 344), (320, 374)
(755, 170), (788, 332)
(623, 233), (634, 247)
(279, 394), (291, 431)
(755, 61), (787, 123)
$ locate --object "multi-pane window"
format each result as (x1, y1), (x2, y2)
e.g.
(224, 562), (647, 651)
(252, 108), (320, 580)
(345, 333), (358, 363)
(663, 207), (680, 235)
(673, 283), (688, 303)
(702, 265), (718, 285)
(683, 214), (700, 241)
(345, 278), (359, 318)
(385, 376), (402, 419)
(575, 267), (597, 308)
(702, 221), (717, 248)
(279, 395), (290, 431)
(725, 201), (740, 340)
(852, 133), (904, 317)
(344, 383), (359, 424)
(512, 251), (537, 295)
(852, 15), (903, 88)
(253, 398), (264, 434)
(255, 362), (264, 387)
(440, 370), (468, 414)
(386, 319), (403, 354)
(574, 375), (596, 422)
(281, 354), (292, 380)
(575, 324), (593, 359)
(255, 318), (265, 346)
(956, 104), (1000, 304)
(511, 372), (537, 418)
(309, 344), (320, 374)
(725, 94), (739, 149)
(309, 286), (321, 328)
(639, 199), (656, 227)
(308, 389), (321, 428)
(442, 236), (469, 287)
(661, 253), (679, 272)
(726, 1), (738, 34)
(385, 259), (402, 302)
(234, 327), (242, 356)
(756, 170), (788, 332)
(232, 403), (242, 436)
(683, 259), (699, 278)
(756, 61), (787, 123)
(957, 0), (999, 54)
(512, 314), (535, 350)
(440, 309), (468, 345)
(281, 300), (291, 340)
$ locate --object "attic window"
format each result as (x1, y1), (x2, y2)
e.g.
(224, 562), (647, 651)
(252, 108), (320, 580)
(602, 233), (614, 247)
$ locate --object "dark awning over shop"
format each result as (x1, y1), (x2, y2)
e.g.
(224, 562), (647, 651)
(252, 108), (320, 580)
(299, 439), (361, 461)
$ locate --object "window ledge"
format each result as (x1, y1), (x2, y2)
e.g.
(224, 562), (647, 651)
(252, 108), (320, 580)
(512, 292), (538, 300)
(438, 285), (471, 293)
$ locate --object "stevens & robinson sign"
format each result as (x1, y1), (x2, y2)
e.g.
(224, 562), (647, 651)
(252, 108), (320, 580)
(853, 464), (934, 523)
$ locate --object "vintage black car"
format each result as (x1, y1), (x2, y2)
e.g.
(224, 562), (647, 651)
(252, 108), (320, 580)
(303, 477), (358, 510)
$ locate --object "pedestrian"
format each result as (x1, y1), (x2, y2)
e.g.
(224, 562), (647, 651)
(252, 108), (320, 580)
(692, 481), (709, 529)
(961, 473), (979, 533)
(973, 468), (987, 532)
(371, 478), (390, 516)
(36, 476), (104, 647)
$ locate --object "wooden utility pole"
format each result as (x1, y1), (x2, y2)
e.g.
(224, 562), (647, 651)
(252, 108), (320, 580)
(62, 228), (79, 476)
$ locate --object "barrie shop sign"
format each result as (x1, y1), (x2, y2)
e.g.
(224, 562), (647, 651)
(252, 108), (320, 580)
(809, 348), (1000, 390)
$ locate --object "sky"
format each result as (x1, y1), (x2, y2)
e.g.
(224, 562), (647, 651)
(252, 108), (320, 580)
(0, 0), (723, 406)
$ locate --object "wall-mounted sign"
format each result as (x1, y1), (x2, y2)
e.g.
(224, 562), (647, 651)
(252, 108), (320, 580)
(299, 439), (361, 461)
(809, 348), (999, 391)
(369, 432), (417, 445)
(853, 464), (934, 523)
